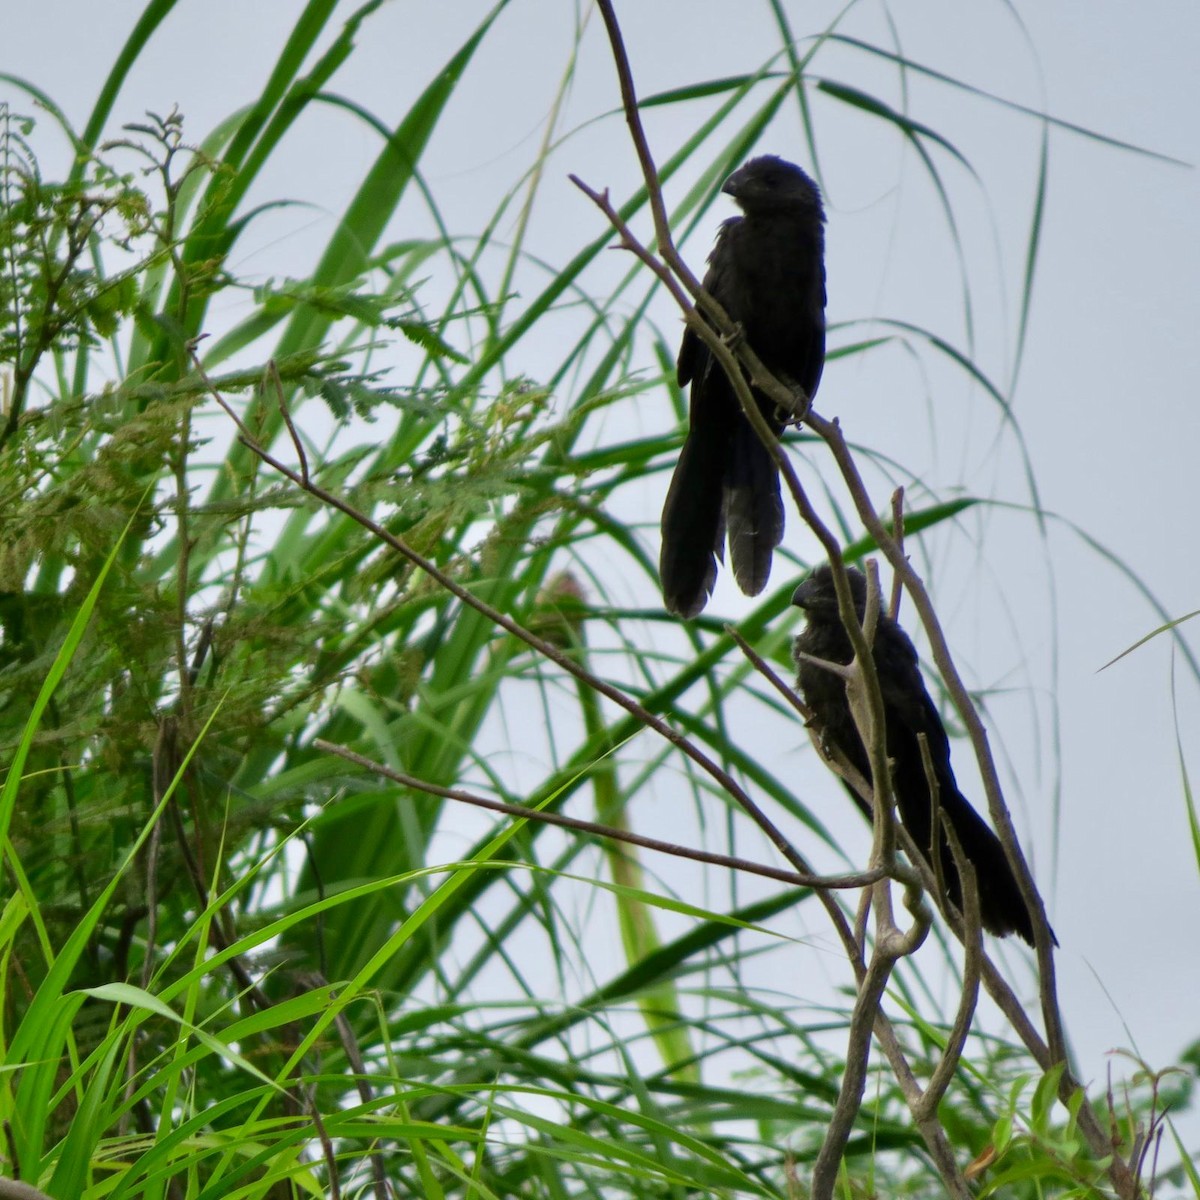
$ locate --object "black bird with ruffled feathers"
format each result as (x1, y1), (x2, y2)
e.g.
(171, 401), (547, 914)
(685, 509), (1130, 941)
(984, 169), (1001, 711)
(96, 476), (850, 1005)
(792, 565), (1048, 944)
(660, 155), (826, 618)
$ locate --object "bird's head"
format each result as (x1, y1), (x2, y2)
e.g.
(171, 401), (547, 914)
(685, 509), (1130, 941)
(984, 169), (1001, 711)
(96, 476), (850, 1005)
(791, 564), (867, 619)
(722, 155), (824, 217)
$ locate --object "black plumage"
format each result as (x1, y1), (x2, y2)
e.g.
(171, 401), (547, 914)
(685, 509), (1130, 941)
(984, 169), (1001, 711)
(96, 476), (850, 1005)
(792, 565), (1041, 944)
(660, 155), (826, 618)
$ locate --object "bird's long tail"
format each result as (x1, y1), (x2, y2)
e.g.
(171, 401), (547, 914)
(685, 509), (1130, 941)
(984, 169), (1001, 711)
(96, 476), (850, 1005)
(935, 788), (1044, 945)
(660, 421), (728, 618)
(724, 415), (784, 598)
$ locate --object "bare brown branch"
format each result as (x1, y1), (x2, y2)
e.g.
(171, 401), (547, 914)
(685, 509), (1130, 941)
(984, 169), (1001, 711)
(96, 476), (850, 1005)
(314, 738), (884, 892)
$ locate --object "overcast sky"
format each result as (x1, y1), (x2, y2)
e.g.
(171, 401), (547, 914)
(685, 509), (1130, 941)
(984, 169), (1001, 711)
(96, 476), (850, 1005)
(5, 0), (1199, 1142)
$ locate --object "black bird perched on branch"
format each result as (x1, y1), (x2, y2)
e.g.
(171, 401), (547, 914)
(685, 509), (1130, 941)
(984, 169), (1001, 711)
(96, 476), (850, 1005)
(660, 155), (826, 618)
(792, 565), (1043, 945)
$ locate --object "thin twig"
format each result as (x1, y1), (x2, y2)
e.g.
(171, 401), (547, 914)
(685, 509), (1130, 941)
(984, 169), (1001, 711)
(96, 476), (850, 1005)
(810, 951), (897, 1197)
(888, 488), (905, 621)
(272, 357), (309, 486)
(726, 626), (812, 724)
(852, 561), (896, 873)
(314, 738), (882, 892)
(810, 565), (938, 1192)
(294, 971), (390, 1200)
(0, 1181), (54, 1200)
(914, 753), (982, 1121)
(310, 1102), (340, 1200)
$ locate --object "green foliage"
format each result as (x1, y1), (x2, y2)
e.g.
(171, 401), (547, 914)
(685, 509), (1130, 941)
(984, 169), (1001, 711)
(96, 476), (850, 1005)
(0, 107), (146, 433)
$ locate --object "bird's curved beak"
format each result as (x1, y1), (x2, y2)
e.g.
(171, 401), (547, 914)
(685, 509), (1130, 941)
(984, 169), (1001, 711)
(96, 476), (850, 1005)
(791, 577), (817, 609)
(721, 164), (749, 199)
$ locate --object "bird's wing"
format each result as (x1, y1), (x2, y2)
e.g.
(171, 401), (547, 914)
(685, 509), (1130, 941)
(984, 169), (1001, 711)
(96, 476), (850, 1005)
(677, 217), (740, 386)
(872, 622), (956, 768)
(677, 325), (702, 387)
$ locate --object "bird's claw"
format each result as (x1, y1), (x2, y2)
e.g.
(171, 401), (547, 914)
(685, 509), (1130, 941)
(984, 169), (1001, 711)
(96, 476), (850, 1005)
(773, 372), (811, 427)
